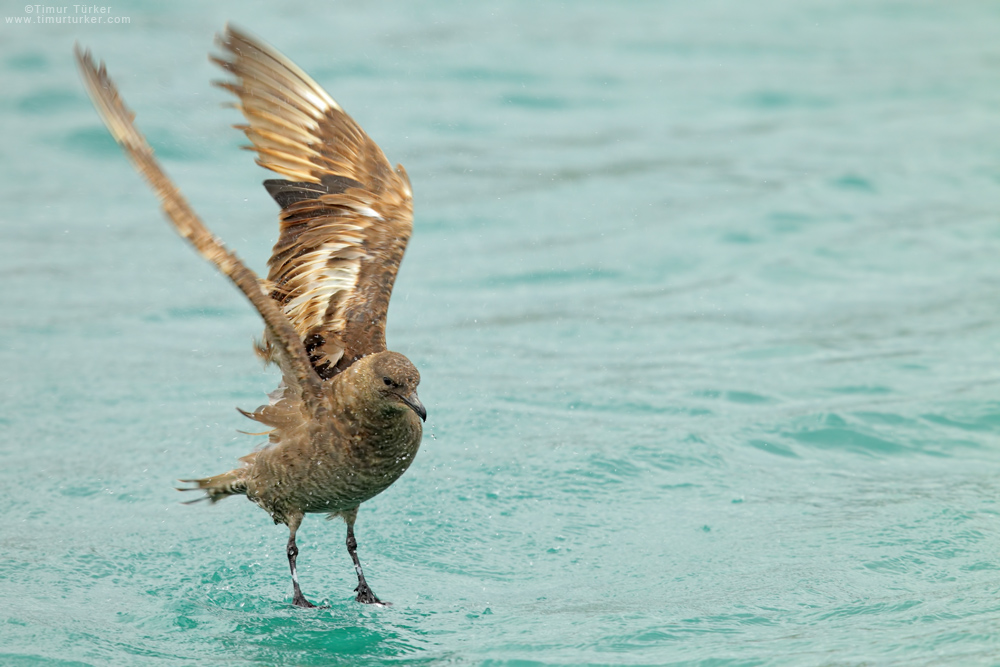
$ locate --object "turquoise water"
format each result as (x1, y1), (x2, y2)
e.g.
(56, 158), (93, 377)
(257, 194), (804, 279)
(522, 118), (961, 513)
(4, 1), (1000, 664)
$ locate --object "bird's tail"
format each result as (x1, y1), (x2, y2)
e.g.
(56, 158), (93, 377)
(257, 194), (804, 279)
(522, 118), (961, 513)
(177, 467), (249, 504)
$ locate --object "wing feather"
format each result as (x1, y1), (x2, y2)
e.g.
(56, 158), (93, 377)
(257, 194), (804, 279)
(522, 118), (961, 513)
(73, 44), (329, 418)
(214, 25), (414, 378)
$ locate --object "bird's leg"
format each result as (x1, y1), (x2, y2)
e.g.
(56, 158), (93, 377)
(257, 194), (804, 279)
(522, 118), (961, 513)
(286, 513), (316, 608)
(344, 508), (387, 605)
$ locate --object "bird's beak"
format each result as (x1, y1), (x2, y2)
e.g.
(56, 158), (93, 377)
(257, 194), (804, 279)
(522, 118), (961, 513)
(400, 390), (427, 422)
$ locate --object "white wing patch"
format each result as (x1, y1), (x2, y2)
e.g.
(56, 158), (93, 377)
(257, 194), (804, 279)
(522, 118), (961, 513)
(282, 242), (364, 334)
(350, 204), (384, 221)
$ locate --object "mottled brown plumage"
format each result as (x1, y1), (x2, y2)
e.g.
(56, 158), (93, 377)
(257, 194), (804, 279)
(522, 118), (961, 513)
(75, 25), (425, 607)
(212, 26), (414, 379)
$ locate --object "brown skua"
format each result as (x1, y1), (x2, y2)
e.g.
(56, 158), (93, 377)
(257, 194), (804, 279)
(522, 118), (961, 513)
(75, 24), (425, 607)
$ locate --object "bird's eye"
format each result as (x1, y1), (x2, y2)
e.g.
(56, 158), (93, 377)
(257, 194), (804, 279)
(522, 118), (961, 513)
(383, 377), (392, 386)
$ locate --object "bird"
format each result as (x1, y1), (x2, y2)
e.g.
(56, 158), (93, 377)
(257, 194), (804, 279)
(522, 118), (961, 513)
(75, 25), (425, 608)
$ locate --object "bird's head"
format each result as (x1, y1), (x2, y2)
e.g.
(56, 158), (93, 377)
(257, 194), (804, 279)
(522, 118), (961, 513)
(354, 351), (426, 422)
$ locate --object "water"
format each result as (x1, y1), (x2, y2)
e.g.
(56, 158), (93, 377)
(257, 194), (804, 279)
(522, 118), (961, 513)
(3, 1), (1000, 664)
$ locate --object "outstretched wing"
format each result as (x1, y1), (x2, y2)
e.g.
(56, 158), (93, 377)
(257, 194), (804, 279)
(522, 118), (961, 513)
(74, 45), (328, 419)
(213, 25), (414, 379)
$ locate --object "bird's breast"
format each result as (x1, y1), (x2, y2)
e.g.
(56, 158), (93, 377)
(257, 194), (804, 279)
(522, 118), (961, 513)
(246, 410), (422, 516)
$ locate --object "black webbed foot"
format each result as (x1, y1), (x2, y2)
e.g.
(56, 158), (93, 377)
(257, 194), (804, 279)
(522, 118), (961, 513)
(292, 594), (318, 608)
(355, 583), (390, 606)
